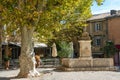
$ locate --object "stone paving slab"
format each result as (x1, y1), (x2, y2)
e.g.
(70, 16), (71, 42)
(0, 68), (120, 80)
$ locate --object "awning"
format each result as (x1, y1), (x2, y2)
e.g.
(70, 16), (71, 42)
(115, 45), (120, 49)
(34, 43), (47, 48)
(2, 42), (47, 48)
(2, 42), (21, 47)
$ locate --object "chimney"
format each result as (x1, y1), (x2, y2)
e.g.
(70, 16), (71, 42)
(110, 10), (117, 15)
(118, 10), (120, 13)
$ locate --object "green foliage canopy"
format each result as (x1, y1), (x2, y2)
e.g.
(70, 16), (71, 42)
(0, 0), (103, 42)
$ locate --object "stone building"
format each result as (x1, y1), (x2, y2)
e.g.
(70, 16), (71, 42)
(87, 10), (120, 66)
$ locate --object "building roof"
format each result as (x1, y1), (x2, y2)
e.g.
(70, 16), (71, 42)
(88, 12), (110, 21)
(88, 10), (120, 21)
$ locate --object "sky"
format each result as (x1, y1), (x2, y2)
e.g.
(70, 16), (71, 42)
(91, 0), (120, 14)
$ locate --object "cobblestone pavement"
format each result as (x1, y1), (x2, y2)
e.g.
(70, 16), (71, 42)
(0, 68), (120, 80)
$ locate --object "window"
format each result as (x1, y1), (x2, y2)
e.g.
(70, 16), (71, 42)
(94, 36), (102, 46)
(94, 22), (102, 31)
(96, 38), (101, 46)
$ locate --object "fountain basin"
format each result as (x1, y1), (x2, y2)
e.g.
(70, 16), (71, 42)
(59, 58), (116, 71)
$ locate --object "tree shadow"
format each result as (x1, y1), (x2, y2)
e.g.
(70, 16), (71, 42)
(39, 67), (64, 73)
(0, 67), (18, 71)
(0, 77), (10, 80)
(0, 76), (18, 80)
(40, 70), (53, 74)
(0, 76), (29, 80)
(53, 68), (66, 72)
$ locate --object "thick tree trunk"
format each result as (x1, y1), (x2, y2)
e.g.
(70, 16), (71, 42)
(17, 26), (40, 78)
(0, 26), (2, 65)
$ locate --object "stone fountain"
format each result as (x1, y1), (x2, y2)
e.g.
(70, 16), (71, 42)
(58, 31), (116, 71)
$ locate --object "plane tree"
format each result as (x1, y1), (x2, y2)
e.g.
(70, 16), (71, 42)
(0, 0), (103, 78)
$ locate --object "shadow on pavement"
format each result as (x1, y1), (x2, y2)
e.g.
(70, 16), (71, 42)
(0, 76), (17, 80)
(0, 67), (18, 71)
(40, 70), (53, 74)
(0, 77), (10, 80)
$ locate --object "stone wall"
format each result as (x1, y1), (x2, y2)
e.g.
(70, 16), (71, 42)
(62, 58), (92, 68)
(93, 58), (113, 67)
(62, 58), (114, 68)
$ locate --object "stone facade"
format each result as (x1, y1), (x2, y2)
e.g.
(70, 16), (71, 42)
(86, 10), (120, 57)
(87, 20), (107, 56)
(108, 17), (120, 44)
(87, 10), (120, 57)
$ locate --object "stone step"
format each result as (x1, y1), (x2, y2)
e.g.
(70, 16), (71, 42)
(57, 66), (117, 71)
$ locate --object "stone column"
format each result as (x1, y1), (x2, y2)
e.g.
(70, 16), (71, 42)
(78, 31), (92, 59)
(78, 40), (92, 59)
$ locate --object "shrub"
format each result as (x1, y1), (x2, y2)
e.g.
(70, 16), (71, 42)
(57, 41), (73, 58)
